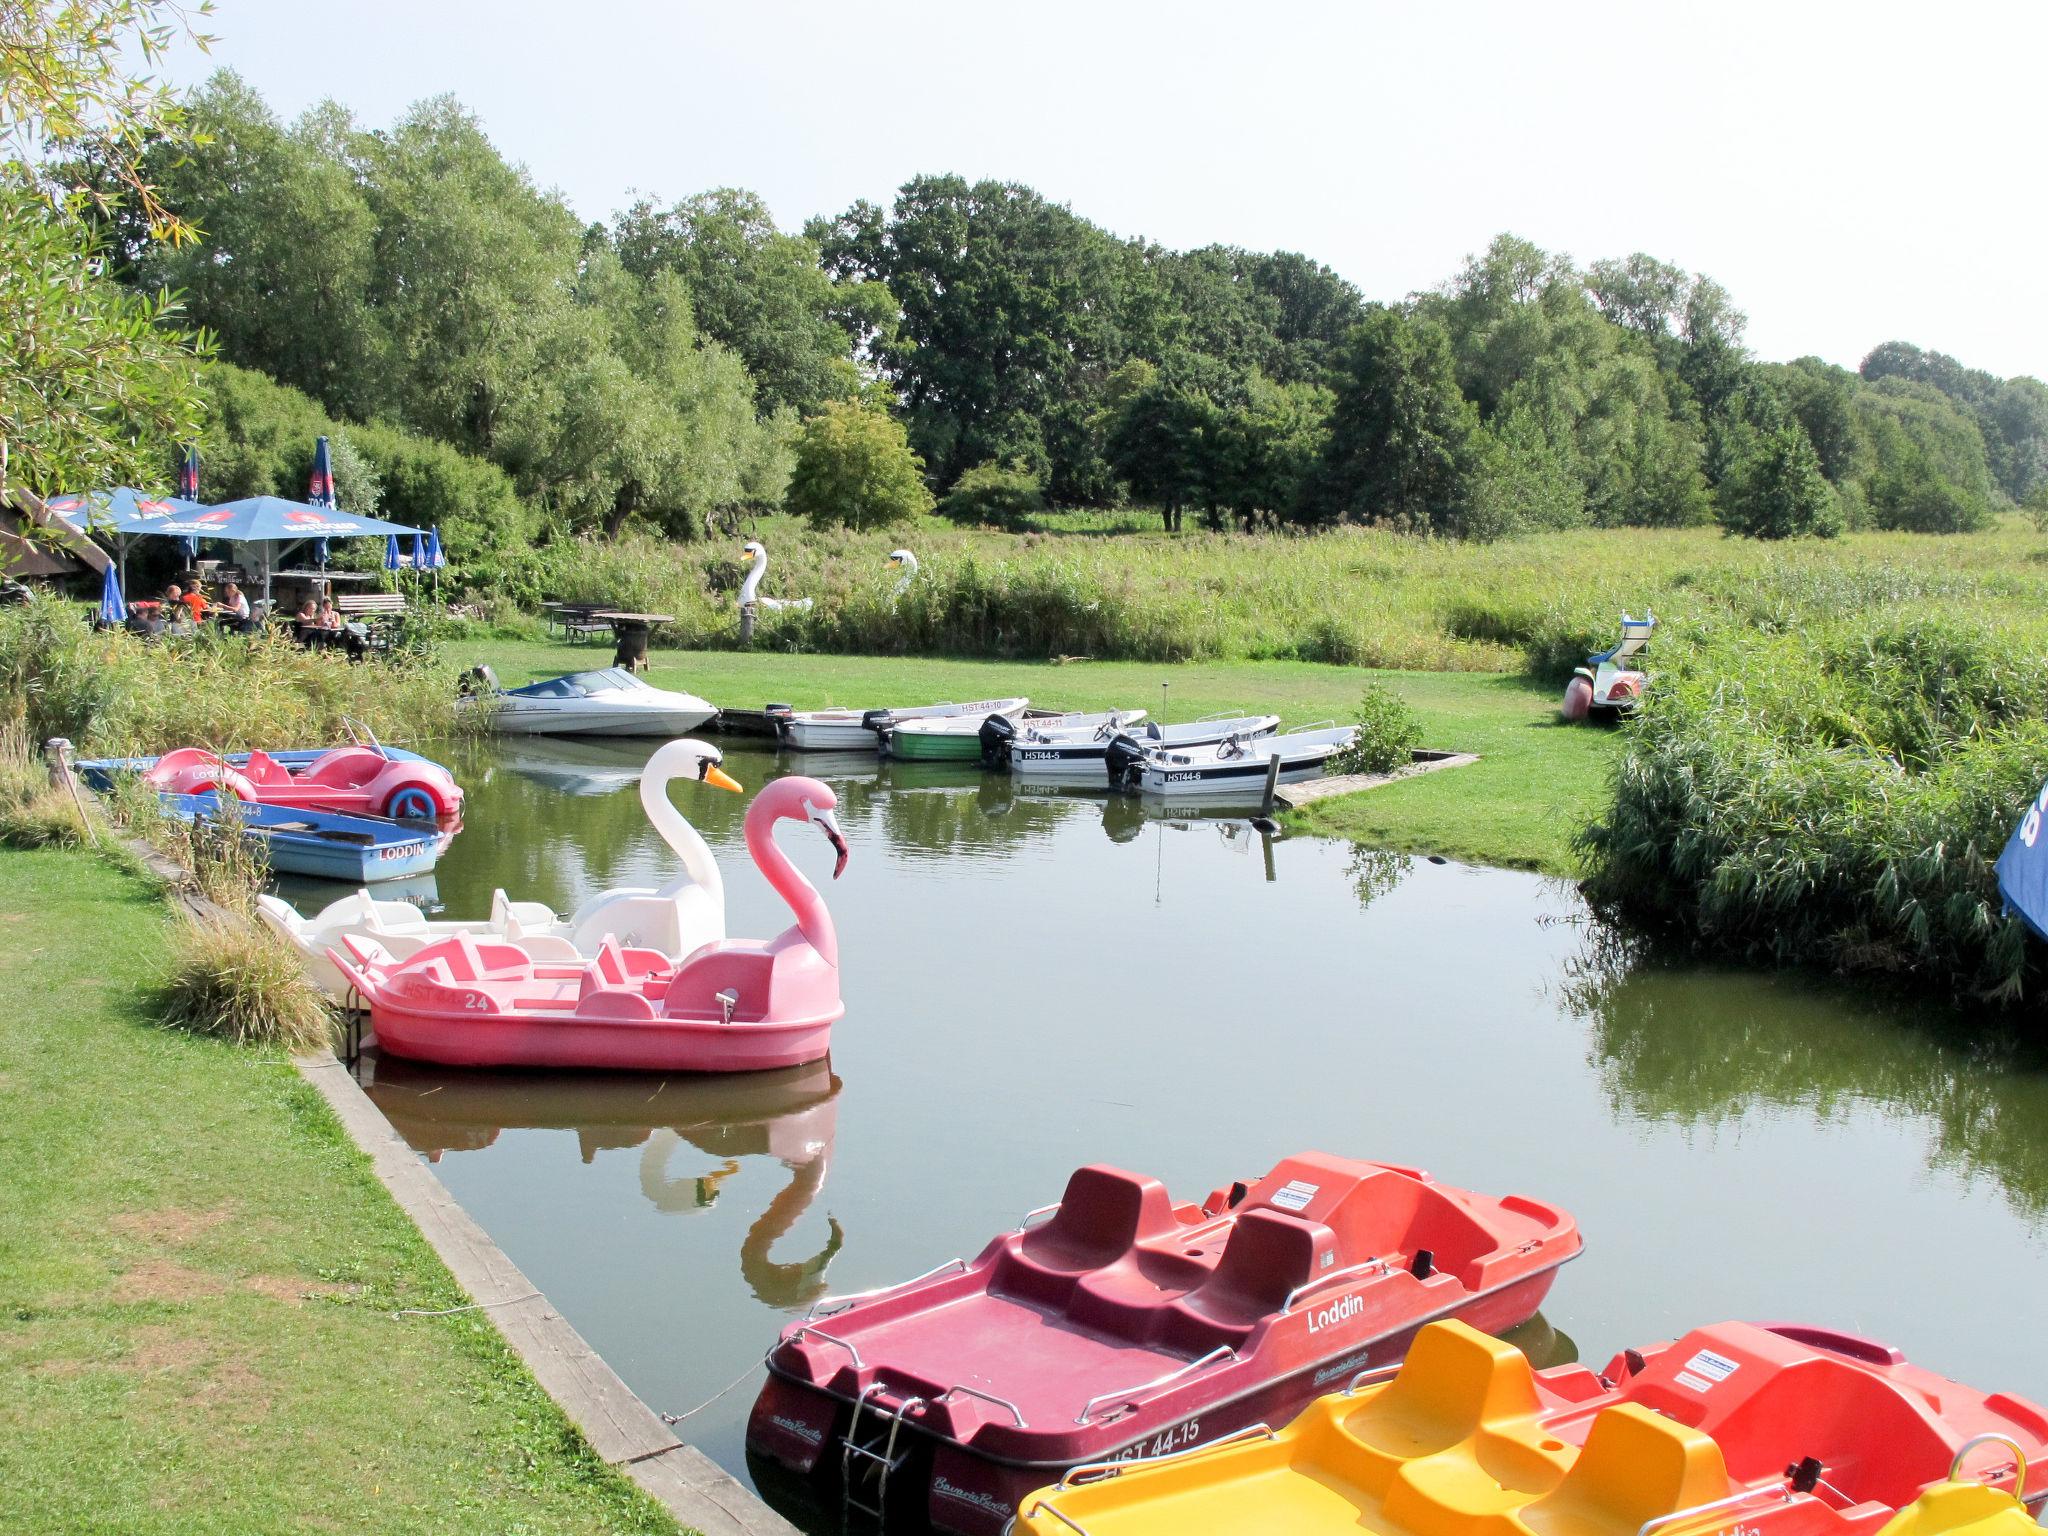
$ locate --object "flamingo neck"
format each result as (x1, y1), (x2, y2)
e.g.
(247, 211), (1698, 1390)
(744, 786), (838, 967)
(641, 755), (723, 908)
(739, 555), (764, 605)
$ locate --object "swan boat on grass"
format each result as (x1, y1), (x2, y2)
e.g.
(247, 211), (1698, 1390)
(987, 711), (1273, 781)
(1121, 722), (1357, 797)
(1014, 1316), (2048, 1536)
(740, 538), (814, 612)
(260, 739), (742, 1001)
(464, 665), (716, 737)
(771, 698), (1028, 753)
(881, 698), (1032, 761)
(746, 1154), (1579, 1536)
(331, 774), (850, 1072)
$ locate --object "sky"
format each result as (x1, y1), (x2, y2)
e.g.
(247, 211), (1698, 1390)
(159, 0), (2047, 379)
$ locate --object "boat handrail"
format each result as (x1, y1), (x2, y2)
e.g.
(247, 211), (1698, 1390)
(1015, 1203), (1062, 1232)
(1344, 1362), (1404, 1394)
(1949, 1432), (2029, 1489)
(780, 1325), (865, 1371)
(804, 1257), (969, 1320)
(1059, 1422), (1277, 1487)
(1195, 710), (1246, 723)
(1283, 1257), (1391, 1312)
(1283, 718), (1339, 734)
(1015, 1498), (1092, 1536)
(935, 1384), (1028, 1428)
(1637, 1482), (1796, 1536)
(1075, 1345), (1237, 1424)
(342, 714), (389, 758)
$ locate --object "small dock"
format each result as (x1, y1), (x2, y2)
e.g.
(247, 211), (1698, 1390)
(1274, 749), (1479, 810)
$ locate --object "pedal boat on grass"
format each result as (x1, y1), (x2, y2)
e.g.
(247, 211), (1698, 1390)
(1013, 1316), (2048, 1536)
(877, 699), (1032, 761)
(143, 742), (463, 821)
(1122, 722), (1357, 797)
(328, 775), (850, 1073)
(157, 791), (450, 883)
(978, 710), (1150, 780)
(745, 1153), (1580, 1536)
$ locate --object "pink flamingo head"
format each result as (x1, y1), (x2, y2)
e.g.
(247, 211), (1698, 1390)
(745, 775), (848, 967)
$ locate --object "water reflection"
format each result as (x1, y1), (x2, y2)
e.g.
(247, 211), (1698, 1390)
(360, 1053), (846, 1308)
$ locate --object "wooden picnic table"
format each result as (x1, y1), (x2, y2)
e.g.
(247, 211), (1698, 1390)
(593, 610), (673, 671)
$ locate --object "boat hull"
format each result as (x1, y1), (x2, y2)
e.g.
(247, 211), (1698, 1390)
(489, 702), (716, 736)
(780, 719), (880, 752)
(1136, 746), (1344, 797)
(366, 999), (843, 1073)
(1008, 744), (1115, 782)
(884, 729), (986, 762)
(160, 793), (445, 883)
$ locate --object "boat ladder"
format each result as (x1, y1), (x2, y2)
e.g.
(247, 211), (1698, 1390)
(840, 1383), (925, 1530)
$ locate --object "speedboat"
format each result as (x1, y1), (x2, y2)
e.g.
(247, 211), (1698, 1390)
(771, 698), (1026, 753)
(158, 792), (450, 883)
(145, 743), (463, 821)
(1096, 715), (1284, 787)
(745, 1153), (1580, 1536)
(259, 739), (741, 999)
(1122, 723), (1357, 797)
(881, 699), (1031, 761)
(976, 709), (1147, 778)
(465, 666), (716, 736)
(1014, 1316), (2048, 1536)
(330, 775), (850, 1072)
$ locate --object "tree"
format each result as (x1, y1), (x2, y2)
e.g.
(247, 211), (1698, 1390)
(1106, 383), (1218, 531)
(939, 459), (1044, 530)
(1210, 374), (1331, 531)
(1307, 307), (1479, 531)
(786, 400), (933, 531)
(1718, 422), (1841, 540)
(0, 0), (211, 499)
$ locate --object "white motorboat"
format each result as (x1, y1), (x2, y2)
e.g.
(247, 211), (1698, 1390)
(977, 708), (1152, 779)
(1128, 723), (1358, 797)
(258, 739), (741, 999)
(466, 666), (716, 737)
(879, 698), (1030, 760)
(1100, 714), (1284, 788)
(770, 697), (1026, 753)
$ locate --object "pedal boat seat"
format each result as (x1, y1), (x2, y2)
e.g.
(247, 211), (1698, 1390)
(1519, 1404), (1731, 1536)
(1874, 1483), (2042, 1536)
(996, 1166), (1180, 1308)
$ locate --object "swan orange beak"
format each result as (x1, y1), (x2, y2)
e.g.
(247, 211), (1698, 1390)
(704, 764), (743, 793)
(740, 547), (756, 561)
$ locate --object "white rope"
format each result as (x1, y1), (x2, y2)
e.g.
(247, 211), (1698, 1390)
(660, 1348), (774, 1426)
(393, 1290), (540, 1319)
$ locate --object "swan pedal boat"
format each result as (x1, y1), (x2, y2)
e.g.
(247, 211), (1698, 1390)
(1124, 723), (1358, 797)
(141, 744), (463, 821)
(158, 792), (448, 883)
(1013, 1316), (2048, 1536)
(745, 1153), (1580, 1536)
(771, 698), (1028, 752)
(1000, 711), (1277, 782)
(260, 738), (741, 1000)
(328, 775), (849, 1073)
(469, 666), (717, 737)
(880, 699), (1032, 761)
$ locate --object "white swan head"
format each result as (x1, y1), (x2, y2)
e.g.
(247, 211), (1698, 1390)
(741, 540), (765, 564)
(887, 549), (917, 570)
(643, 737), (743, 798)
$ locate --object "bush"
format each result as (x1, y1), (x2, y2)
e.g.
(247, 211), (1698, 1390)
(1717, 424), (1842, 540)
(939, 459), (1045, 530)
(1334, 681), (1423, 775)
(156, 914), (336, 1050)
(787, 400), (935, 531)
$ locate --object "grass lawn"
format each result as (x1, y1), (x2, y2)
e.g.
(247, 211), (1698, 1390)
(453, 640), (1622, 874)
(0, 848), (682, 1535)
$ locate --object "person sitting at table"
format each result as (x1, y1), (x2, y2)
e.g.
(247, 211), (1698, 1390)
(292, 598), (322, 642)
(316, 596), (343, 631)
(215, 581), (252, 630)
(169, 582), (209, 626)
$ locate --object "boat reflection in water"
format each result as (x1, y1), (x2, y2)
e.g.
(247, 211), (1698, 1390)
(358, 1053), (845, 1308)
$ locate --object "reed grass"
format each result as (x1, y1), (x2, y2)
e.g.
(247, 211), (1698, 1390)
(155, 912), (337, 1050)
(0, 725), (88, 847)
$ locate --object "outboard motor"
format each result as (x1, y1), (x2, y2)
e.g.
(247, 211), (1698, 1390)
(460, 664), (499, 697)
(764, 702), (793, 744)
(980, 711), (1017, 769)
(859, 708), (895, 735)
(1104, 731), (1149, 792)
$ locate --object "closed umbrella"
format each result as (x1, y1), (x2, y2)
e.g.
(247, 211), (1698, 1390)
(307, 437), (335, 508)
(411, 530), (428, 571)
(175, 449), (201, 562)
(98, 562), (126, 626)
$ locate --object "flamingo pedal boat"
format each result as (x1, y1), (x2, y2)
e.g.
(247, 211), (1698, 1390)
(745, 1153), (1580, 1536)
(330, 775), (849, 1073)
(1013, 1316), (2048, 1536)
(144, 744), (463, 821)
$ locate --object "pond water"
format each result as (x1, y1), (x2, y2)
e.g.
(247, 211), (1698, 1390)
(277, 734), (2048, 1532)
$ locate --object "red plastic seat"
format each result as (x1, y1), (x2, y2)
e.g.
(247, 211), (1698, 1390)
(1158, 1207), (1329, 1353)
(995, 1167), (1178, 1308)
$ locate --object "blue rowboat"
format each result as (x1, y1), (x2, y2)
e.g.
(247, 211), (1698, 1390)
(157, 792), (450, 883)
(76, 745), (452, 795)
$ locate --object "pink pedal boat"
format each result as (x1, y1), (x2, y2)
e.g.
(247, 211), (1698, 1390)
(330, 776), (849, 1072)
(745, 1152), (1581, 1535)
(147, 744), (463, 821)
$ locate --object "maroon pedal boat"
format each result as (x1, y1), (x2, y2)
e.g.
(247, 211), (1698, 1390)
(745, 1151), (1581, 1535)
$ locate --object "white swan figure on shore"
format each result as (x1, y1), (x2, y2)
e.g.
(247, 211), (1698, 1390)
(739, 539), (813, 612)
(888, 548), (919, 602)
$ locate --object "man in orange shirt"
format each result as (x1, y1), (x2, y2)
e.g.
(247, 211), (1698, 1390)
(168, 583), (208, 624)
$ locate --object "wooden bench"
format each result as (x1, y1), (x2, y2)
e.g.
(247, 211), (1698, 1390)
(336, 592), (407, 619)
(543, 601), (616, 642)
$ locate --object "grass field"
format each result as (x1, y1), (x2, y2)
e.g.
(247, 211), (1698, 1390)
(454, 640), (1621, 873)
(0, 848), (681, 1535)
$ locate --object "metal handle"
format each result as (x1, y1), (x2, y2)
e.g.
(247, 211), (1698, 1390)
(1018, 1499), (1092, 1536)
(1637, 1483), (1794, 1536)
(1344, 1362), (1403, 1394)
(1075, 1346), (1236, 1424)
(1283, 1257), (1388, 1312)
(1285, 718), (1338, 734)
(779, 1325), (864, 1371)
(804, 1257), (967, 1320)
(935, 1384), (1027, 1428)
(1061, 1422), (1276, 1486)
(1949, 1432), (2029, 1490)
(1015, 1204), (1061, 1233)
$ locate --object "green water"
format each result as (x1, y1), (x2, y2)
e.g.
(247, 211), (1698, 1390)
(275, 733), (2048, 1530)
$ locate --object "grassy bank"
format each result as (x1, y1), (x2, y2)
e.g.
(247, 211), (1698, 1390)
(456, 640), (1619, 873)
(0, 847), (681, 1535)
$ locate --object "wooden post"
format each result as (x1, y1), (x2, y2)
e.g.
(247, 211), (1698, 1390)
(44, 736), (98, 845)
(1259, 752), (1282, 818)
(739, 601), (757, 646)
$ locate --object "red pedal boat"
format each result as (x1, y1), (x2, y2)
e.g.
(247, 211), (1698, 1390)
(745, 1152), (1581, 1535)
(146, 744), (462, 821)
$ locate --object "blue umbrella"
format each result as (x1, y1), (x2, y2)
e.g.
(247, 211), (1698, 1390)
(149, 496), (416, 544)
(312, 537), (330, 568)
(425, 526), (446, 569)
(411, 530), (429, 571)
(177, 446), (200, 500)
(307, 436), (336, 509)
(98, 561), (126, 625)
(384, 534), (403, 571)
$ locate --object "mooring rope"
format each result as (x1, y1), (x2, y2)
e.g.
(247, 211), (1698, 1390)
(393, 1290), (540, 1319)
(660, 1347), (775, 1426)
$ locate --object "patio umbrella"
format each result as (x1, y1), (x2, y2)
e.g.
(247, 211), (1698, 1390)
(138, 496), (421, 605)
(312, 537), (330, 569)
(307, 436), (335, 508)
(45, 488), (200, 589)
(176, 447), (200, 500)
(98, 561), (126, 626)
(411, 530), (428, 571)
(424, 526), (446, 597)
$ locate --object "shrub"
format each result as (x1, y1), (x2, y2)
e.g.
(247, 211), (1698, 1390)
(1717, 424), (1842, 540)
(1334, 681), (1423, 776)
(939, 459), (1045, 530)
(156, 914), (335, 1050)
(787, 400), (935, 531)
